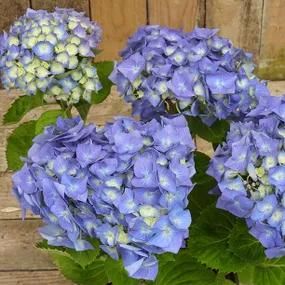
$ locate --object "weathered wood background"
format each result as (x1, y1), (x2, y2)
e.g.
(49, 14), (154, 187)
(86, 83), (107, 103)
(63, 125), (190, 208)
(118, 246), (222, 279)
(0, 0), (284, 80)
(0, 0), (285, 284)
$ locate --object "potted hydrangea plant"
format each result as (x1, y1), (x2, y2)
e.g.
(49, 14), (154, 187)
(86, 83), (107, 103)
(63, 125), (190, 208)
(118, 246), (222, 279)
(1, 7), (285, 285)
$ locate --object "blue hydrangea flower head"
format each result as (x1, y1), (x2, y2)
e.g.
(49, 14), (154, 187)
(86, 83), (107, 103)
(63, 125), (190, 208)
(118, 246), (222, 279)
(208, 95), (285, 258)
(12, 115), (196, 280)
(0, 8), (102, 104)
(110, 26), (270, 124)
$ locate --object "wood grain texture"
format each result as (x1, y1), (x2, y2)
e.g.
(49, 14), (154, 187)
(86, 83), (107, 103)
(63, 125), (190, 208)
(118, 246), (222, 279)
(87, 88), (131, 124)
(0, 271), (72, 285)
(0, 172), (22, 219)
(90, 0), (147, 60)
(257, 0), (285, 80)
(0, 219), (55, 270)
(268, 81), (285, 95)
(206, 0), (263, 61)
(0, 0), (30, 31)
(31, 0), (90, 15)
(196, 137), (213, 157)
(148, 0), (202, 31)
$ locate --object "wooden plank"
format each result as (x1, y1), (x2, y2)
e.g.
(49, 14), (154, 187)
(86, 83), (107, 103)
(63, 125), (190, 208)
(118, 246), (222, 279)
(0, 90), (19, 118)
(90, 0), (147, 60)
(0, 126), (13, 173)
(196, 137), (213, 157)
(268, 81), (285, 96)
(87, 88), (131, 124)
(205, 0), (263, 61)
(0, 0), (30, 31)
(197, 0), (206, 28)
(148, 0), (202, 31)
(0, 271), (72, 285)
(31, 0), (90, 15)
(0, 220), (55, 270)
(257, 0), (285, 80)
(0, 172), (22, 220)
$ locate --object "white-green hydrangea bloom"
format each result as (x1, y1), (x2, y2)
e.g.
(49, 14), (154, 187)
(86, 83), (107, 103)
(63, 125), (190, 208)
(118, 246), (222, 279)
(0, 7), (102, 104)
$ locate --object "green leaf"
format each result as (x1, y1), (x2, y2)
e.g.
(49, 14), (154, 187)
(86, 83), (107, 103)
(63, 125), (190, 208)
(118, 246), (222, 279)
(194, 151), (211, 173)
(65, 249), (100, 269)
(37, 240), (100, 268)
(230, 222), (285, 285)
(104, 257), (140, 285)
(192, 151), (216, 188)
(189, 152), (217, 220)
(38, 240), (137, 285)
(3, 91), (45, 124)
(158, 253), (175, 263)
(37, 241), (108, 285)
(152, 252), (218, 285)
(220, 280), (236, 285)
(54, 253), (108, 285)
(75, 100), (91, 121)
(228, 220), (265, 264)
(188, 180), (217, 221)
(188, 117), (229, 143)
(238, 257), (285, 285)
(188, 205), (245, 273)
(6, 121), (36, 171)
(215, 273), (237, 285)
(92, 61), (114, 104)
(35, 110), (64, 135)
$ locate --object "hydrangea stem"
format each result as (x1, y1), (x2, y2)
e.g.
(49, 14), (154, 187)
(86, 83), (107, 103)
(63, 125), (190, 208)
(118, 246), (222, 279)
(65, 106), (72, 118)
(59, 100), (73, 118)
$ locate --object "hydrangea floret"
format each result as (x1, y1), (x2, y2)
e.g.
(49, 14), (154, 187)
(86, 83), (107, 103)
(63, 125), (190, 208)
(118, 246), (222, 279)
(110, 26), (269, 124)
(207, 95), (285, 258)
(12, 115), (195, 280)
(0, 8), (102, 104)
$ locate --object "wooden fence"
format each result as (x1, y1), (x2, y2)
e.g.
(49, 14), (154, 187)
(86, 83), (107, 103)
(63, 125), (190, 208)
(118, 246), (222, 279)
(0, 0), (285, 80)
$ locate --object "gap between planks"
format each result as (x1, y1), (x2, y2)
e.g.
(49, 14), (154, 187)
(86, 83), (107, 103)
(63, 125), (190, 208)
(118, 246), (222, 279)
(0, 270), (72, 285)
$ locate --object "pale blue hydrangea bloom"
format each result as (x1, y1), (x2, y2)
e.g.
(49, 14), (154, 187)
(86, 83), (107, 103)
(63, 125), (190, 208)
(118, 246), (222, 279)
(208, 95), (285, 258)
(12, 115), (195, 280)
(110, 26), (270, 125)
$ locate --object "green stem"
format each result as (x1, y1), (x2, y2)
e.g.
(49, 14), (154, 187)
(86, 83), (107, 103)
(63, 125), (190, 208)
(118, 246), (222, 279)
(65, 105), (72, 118)
(58, 100), (73, 118)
